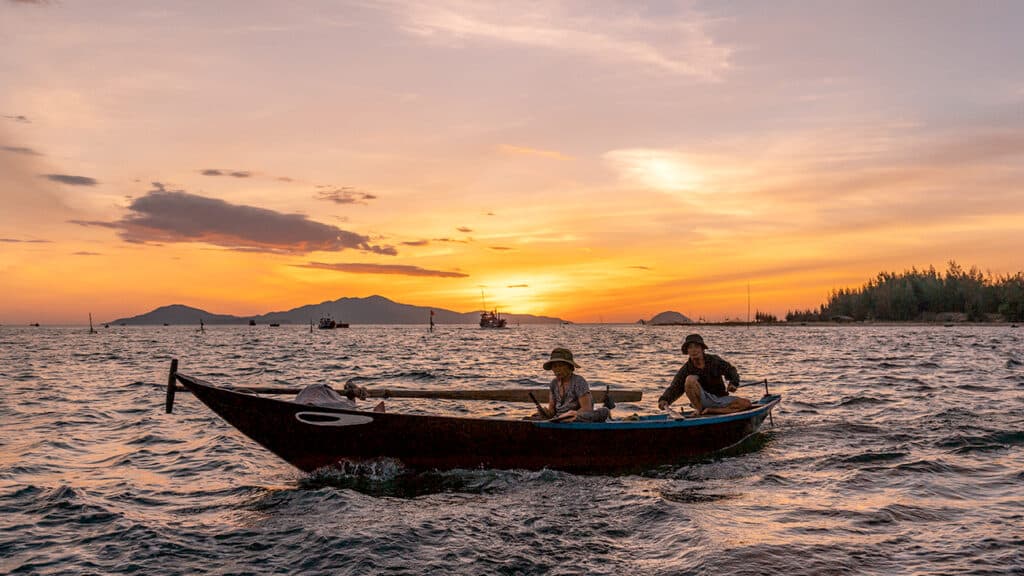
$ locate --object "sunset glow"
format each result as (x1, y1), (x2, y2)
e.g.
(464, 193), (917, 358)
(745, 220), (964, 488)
(2, 1), (1023, 324)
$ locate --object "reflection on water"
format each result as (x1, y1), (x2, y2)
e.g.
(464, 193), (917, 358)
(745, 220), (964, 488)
(0, 324), (1022, 574)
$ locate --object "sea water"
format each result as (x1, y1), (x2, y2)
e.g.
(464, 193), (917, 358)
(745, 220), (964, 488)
(0, 324), (1021, 574)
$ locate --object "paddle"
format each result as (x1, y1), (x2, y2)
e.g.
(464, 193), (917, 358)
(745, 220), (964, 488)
(527, 391), (552, 419)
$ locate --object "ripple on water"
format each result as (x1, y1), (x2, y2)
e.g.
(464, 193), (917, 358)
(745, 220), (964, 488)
(1, 324), (1022, 574)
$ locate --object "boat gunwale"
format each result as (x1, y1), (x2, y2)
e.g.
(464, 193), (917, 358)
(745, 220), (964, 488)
(176, 372), (780, 430)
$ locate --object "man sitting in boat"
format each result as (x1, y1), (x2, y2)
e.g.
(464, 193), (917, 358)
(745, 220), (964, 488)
(658, 334), (752, 416)
(538, 348), (610, 422)
(294, 381), (385, 413)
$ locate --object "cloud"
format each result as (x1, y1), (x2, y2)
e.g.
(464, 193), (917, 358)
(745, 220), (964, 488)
(72, 251), (101, 256)
(0, 238), (51, 243)
(317, 187), (378, 205)
(629, 265), (652, 270)
(1, 145), (41, 156)
(432, 237), (469, 243)
(456, 226), (473, 233)
(507, 284), (529, 288)
(2, 115), (31, 123)
(297, 261), (468, 278)
(69, 184), (397, 255)
(498, 144), (571, 160)
(200, 168), (253, 178)
(489, 246), (512, 251)
(603, 149), (707, 193)
(401, 239), (430, 246)
(43, 174), (98, 186)
(394, 2), (732, 81)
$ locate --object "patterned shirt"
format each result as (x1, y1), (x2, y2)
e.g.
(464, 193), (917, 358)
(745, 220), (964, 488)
(658, 353), (740, 406)
(549, 373), (591, 415)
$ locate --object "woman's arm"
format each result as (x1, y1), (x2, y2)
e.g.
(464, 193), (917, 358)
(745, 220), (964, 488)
(579, 392), (593, 412)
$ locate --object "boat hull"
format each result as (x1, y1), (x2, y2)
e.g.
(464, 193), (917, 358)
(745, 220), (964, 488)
(177, 373), (780, 473)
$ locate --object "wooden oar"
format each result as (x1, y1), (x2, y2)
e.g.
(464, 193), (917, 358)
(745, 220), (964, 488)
(167, 383), (641, 403)
(527, 391), (552, 419)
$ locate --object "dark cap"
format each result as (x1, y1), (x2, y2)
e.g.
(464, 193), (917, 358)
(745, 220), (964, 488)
(681, 334), (708, 353)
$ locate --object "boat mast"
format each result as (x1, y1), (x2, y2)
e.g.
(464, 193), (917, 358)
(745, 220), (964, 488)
(747, 283), (751, 327)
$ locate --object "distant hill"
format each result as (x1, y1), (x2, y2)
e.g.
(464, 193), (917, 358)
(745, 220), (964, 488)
(649, 311), (692, 325)
(108, 295), (565, 325)
(109, 304), (242, 325)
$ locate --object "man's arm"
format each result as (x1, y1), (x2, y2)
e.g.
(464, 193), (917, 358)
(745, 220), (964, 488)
(721, 357), (741, 391)
(658, 368), (687, 409)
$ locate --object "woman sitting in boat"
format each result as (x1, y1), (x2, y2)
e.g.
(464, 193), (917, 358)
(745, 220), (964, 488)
(539, 348), (610, 422)
(294, 381), (385, 413)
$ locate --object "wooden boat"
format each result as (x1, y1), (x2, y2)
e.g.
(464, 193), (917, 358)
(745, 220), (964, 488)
(318, 317), (336, 329)
(170, 369), (780, 474)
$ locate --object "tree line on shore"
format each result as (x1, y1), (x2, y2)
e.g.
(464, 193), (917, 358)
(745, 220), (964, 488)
(781, 262), (1024, 323)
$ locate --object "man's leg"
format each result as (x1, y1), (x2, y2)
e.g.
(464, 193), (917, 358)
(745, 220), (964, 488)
(684, 376), (703, 414)
(702, 396), (753, 414)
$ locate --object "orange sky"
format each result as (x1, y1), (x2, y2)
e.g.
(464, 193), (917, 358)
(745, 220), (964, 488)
(2, 1), (1023, 324)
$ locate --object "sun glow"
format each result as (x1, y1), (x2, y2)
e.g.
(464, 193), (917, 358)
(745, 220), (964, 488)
(604, 149), (707, 192)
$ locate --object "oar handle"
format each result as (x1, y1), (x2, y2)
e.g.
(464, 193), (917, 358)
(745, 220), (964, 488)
(528, 391), (551, 419)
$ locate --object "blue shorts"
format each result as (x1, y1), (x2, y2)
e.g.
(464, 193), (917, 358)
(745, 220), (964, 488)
(700, 388), (739, 409)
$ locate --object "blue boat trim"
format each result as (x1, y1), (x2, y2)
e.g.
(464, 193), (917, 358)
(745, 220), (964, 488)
(533, 394), (781, 430)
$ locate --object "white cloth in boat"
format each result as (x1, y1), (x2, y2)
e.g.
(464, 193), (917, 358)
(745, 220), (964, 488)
(294, 383), (358, 409)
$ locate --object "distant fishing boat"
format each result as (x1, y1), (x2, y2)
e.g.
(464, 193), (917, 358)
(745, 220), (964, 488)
(269, 323), (280, 327)
(29, 322), (40, 327)
(249, 319), (256, 326)
(480, 310), (507, 329)
(478, 289), (507, 329)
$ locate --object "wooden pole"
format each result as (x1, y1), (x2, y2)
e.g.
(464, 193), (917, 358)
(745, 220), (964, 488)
(166, 384), (642, 403)
(165, 358), (178, 413)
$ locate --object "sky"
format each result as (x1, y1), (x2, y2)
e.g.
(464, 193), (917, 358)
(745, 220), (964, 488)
(2, 0), (1023, 324)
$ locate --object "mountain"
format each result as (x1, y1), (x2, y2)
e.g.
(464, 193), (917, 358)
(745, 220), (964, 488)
(649, 311), (692, 325)
(108, 295), (565, 325)
(108, 304), (242, 325)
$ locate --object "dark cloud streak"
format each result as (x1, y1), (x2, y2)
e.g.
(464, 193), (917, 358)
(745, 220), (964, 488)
(1, 145), (41, 155)
(317, 187), (377, 205)
(199, 169), (252, 178)
(43, 174), (98, 186)
(69, 185), (396, 255)
(298, 262), (468, 278)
